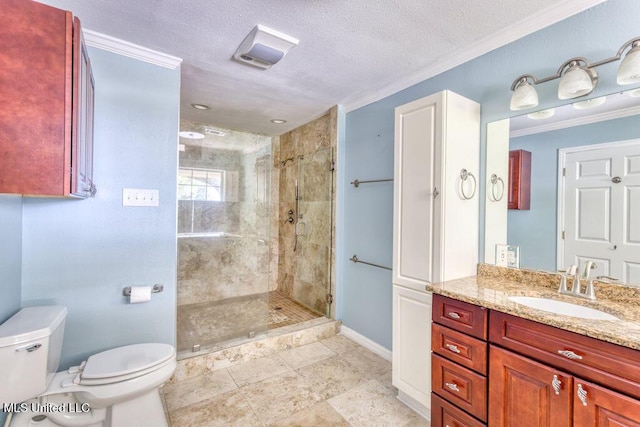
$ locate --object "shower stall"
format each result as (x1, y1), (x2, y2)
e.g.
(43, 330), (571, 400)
(175, 119), (334, 357)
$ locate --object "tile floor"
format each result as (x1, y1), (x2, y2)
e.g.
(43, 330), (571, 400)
(162, 334), (430, 426)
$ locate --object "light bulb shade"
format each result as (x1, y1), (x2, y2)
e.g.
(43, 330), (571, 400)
(617, 44), (640, 85)
(558, 64), (595, 100)
(510, 79), (539, 110)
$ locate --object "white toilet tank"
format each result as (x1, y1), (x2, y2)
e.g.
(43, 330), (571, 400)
(0, 306), (67, 404)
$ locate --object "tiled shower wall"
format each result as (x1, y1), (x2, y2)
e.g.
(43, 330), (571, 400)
(272, 107), (338, 315)
(177, 122), (272, 306)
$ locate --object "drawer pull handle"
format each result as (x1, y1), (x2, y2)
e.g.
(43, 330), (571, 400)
(577, 384), (588, 406)
(552, 375), (561, 395)
(445, 382), (460, 392)
(557, 350), (583, 360)
(445, 343), (461, 354)
(447, 312), (461, 319)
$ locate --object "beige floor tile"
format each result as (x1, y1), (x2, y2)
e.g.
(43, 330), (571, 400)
(321, 334), (363, 354)
(328, 380), (418, 427)
(340, 345), (392, 380)
(240, 371), (323, 424)
(163, 369), (238, 412)
(296, 355), (370, 399)
(279, 341), (336, 369)
(227, 353), (291, 387)
(266, 401), (350, 426)
(169, 389), (261, 427)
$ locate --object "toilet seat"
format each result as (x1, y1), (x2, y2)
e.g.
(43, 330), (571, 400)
(79, 343), (175, 386)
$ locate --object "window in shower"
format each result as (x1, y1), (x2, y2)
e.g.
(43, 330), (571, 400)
(177, 167), (241, 235)
(178, 168), (224, 202)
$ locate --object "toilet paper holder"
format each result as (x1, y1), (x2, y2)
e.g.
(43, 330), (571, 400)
(122, 284), (164, 297)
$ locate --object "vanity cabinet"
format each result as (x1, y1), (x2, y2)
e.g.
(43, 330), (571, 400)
(489, 310), (640, 426)
(0, 0), (95, 197)
(507, 149), (531, 210)
(392, 91), (480, 414)
(431, 295), (488, 426)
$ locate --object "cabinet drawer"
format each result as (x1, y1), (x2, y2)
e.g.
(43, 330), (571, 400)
(432, 354), (487, 421)
(432, 393), (486, 427)
(433, 294), (488, 339)
(432, 323), (487, 375)
(490, 310), (640, 400)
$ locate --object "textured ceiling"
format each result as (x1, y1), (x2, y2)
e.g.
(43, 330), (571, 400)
(38, 0), (604, 136)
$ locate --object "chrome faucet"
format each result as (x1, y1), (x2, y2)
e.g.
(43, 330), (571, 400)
(558, 262), (597, 300)
(583, 261), (597, 300)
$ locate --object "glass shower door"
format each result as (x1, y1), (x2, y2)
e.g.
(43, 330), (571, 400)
(293, 147), (333, 316)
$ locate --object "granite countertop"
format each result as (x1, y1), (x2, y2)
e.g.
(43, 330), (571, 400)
(426, 268), (640, 351)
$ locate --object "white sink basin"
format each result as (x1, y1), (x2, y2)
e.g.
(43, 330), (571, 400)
(508, 296), (618, 320)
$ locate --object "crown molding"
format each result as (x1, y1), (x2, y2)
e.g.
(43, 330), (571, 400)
(342, 0), (606, 113)
(510, 105), (640, 138)
(83, 29), (182, 70)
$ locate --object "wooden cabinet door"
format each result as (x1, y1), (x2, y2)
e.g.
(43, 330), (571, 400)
(0, 0), (72, 195)
(392, 285), (432, 409)
(393, 93), (441, 290)
(508, 149), (531, 210)
(573, 379), (640, 426)
(489, 346), (571, 427)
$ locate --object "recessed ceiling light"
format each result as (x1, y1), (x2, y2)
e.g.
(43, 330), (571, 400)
(191, 103), (210, 110)
(179, 131), (205, 139)
(271, 119), (287, 124)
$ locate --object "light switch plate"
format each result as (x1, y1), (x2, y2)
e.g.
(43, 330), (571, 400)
(122, 188), (159, 207)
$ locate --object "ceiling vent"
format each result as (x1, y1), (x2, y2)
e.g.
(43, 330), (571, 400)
(205, 127), (227, 137)
(233, 25), (298, 69)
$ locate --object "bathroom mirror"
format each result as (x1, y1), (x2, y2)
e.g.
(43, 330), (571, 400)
(484, 87), (640, 284)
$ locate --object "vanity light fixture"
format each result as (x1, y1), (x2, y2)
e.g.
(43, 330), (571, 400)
(510, 37), (640, 111)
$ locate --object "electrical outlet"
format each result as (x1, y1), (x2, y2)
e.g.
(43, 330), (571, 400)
(496, 244), (520, 268)
(122, 188), (159, 207)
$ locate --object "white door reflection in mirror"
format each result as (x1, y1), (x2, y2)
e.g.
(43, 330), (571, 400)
(559, 140), (640, 283)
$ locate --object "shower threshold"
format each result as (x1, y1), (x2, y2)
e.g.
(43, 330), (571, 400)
(177, 291), (326, 359)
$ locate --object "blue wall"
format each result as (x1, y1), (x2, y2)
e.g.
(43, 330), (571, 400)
(341, 0), (640, 349)
(508, 115), (640, 272)
(20, 48), (180, 369)
(0, 196), (22, 323)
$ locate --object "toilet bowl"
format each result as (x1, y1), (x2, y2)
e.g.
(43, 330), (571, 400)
(0, 306), (176, 427)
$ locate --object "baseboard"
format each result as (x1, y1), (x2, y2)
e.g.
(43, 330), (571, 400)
(339, 325), (392, 361)
(397, 390), (431, 421)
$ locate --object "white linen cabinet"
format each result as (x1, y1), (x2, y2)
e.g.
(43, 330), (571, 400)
(392, 90), (480, 417)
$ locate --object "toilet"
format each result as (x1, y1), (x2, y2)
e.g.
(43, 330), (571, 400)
(0, 306), (176, 427)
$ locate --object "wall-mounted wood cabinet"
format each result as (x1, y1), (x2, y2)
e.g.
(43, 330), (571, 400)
(508, 149), (530, 210)
(0, 0), (95, 197)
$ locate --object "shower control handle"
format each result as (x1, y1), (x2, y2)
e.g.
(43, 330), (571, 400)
(288, 210), (294, 215)
(285, 217), (294, 223)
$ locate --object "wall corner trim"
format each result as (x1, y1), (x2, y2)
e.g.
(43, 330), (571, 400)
(340, 325), (392, 361)
(84, 29), (183, 70)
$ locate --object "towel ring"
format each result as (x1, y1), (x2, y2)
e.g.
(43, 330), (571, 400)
(459, 169), (477, 200)
(489, 174), (505, 202)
